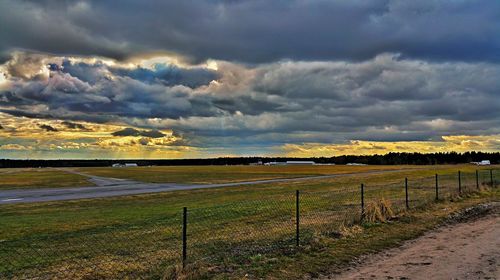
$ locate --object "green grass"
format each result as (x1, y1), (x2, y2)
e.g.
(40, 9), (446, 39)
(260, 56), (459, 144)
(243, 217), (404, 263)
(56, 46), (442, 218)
(0, 164), (492, 190)
(74, 164), (438, 184)
(0, 165), (498, 279)
(0, 168), (92, 190)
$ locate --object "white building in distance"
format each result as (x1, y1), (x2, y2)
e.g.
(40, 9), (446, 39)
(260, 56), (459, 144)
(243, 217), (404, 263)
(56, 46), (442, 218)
(286, 161), (315, 165)
(112, 163), (138, 167)
(264, 161), (316, 165)
(470, 160), (491, 166)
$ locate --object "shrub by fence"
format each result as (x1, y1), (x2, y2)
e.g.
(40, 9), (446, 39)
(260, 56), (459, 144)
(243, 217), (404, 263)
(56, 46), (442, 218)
(0, 169), (498, 279)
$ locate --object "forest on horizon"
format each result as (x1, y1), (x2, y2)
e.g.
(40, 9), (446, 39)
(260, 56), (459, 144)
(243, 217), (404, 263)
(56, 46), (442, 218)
(1, 151), (499, 168)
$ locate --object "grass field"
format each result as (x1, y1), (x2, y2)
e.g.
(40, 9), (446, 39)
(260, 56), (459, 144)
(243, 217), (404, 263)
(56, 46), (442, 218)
(0, 165), (428, 190)
(74, 165), (436, 184)
(0, 168), (92, 190)
(0, 164), (492, 189)
(0, 165), (498, 279)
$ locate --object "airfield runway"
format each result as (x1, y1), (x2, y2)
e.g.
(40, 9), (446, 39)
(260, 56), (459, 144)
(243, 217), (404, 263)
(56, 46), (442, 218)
(0, 168), (413, 205)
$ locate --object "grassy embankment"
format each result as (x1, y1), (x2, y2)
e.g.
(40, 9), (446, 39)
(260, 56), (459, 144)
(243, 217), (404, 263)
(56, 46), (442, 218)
(0, 165), (498, 279)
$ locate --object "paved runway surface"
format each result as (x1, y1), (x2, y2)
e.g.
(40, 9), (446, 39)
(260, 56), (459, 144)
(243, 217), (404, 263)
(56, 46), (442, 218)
(0, 169), (412, 205)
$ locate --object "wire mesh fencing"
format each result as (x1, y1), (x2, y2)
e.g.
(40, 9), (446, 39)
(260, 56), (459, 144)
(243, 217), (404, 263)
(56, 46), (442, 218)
(300, 186), (360, 241)
(407, 176), (436, 208)
(0, 213), (182, 279)
(0, 168), (498, 279)
(187, 193), (296, 267)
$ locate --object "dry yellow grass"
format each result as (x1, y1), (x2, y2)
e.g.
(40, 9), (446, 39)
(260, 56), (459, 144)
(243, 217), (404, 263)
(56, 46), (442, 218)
(364, 198), (396, 223)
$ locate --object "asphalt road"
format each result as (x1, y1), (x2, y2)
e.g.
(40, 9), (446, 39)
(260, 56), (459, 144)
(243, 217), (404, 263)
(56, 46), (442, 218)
(0, 169), (413, 205)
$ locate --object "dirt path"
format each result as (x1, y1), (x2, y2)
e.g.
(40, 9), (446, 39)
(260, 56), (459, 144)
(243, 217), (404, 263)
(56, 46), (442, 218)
(325, 207), (500, 280)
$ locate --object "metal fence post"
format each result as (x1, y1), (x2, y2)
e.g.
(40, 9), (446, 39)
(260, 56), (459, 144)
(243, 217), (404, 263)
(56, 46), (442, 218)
(405, 177), (409, 210)
(360, 183), (365, 221)
(458, 171), (462, 194)
(435, 174), (439, 201)
(182, 207), (187, 268)
(491, 169), (494, 187)
(476, 170), (479, 189)
(295, 190), (300, 247)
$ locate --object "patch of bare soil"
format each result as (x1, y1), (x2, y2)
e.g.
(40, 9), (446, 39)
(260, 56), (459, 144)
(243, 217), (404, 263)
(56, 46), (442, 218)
(323, 203), (500, 280)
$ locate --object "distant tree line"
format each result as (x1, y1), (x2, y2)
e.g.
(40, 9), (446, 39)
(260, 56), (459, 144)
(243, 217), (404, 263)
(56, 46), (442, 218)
(0, 152), (498, 168)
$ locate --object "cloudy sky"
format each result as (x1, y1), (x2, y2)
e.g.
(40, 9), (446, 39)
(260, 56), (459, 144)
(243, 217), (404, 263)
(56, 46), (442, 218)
(0, 0), (499, 159)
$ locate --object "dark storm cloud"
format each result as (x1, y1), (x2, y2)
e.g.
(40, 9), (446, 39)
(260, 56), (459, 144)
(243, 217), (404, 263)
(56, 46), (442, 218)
(59, 59), (219, 88)
(39, 124), (58, 132)
(0, 53), (12, 65)
(212, 96), (285, 115)
(0, 56), (223, 122)
(0, 53), (285, 124)
(0, 108), (112, 124)
(110, 64), (219, 88)
(0, 1), (130, 60)
(112, 127), (165, 138)
(1, 0), (499, 63)
(61, 121), (87, 130)
(59, 60), (108, 85)
(160, 54), (500, 144)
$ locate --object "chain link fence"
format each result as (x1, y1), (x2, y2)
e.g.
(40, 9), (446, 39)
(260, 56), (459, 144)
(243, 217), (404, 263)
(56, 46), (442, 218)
(1, 168), (498, 279)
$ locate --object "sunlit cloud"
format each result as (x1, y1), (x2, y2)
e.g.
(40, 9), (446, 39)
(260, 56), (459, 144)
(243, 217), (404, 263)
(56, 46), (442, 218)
(0, 112), (195, 158)
(0, 70), (8, 90)
(282, 135), (500, 157)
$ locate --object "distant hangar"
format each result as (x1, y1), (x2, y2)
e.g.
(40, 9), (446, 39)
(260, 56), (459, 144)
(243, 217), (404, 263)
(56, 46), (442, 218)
(264, 161), (316, 165)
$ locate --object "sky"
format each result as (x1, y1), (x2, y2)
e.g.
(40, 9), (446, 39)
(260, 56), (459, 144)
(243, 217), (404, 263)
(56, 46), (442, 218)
(0, 0), (499, 159)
